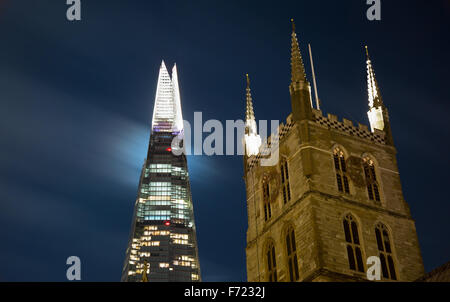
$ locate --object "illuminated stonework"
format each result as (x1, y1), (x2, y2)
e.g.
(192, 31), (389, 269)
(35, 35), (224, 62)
(243, 74), (262, 156)
(368, 106), (384, 132)
(121, 62), (201, 282)
(365, 46), (386, 132)
(243, 25), (424, 282)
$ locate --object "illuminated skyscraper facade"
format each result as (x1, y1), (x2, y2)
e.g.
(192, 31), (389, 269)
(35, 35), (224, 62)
(121, 61), (201, 282)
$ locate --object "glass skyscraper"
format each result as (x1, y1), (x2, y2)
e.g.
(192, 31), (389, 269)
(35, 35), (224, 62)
(121, 61), (201, 282)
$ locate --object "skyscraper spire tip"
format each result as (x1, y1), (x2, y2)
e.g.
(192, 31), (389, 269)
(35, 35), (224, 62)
(152, 61), (183, 133)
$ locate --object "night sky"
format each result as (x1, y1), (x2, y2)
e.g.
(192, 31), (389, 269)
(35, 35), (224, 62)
(0, 0), (449, 281)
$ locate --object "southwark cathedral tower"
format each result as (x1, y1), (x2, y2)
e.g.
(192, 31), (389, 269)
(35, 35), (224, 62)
(242, 22), (425, 282)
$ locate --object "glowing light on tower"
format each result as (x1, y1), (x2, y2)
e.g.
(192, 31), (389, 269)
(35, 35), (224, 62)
(244, 74), (262, 156)
(365, 46), (385, 132)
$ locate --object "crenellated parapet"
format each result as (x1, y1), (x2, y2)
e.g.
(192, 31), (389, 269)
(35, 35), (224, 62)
(312, 109), (386, 145)
(246, 106), (387, 170)
(246, 114), (296, 169)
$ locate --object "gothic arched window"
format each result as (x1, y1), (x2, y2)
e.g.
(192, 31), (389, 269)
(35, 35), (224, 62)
(363, 157), (380, 202)
(285, 226), (299, 281)
(343, 214), (364, 272)
(334, 148), (350, 194)
(266, 241), (277, 282)
(262, 179), (271, 221)
(281, 159), (291, 204)
(375, 223), (397, 280)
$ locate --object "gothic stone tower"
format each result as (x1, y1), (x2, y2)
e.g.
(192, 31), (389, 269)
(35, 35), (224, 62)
(243, 22), (424, 282)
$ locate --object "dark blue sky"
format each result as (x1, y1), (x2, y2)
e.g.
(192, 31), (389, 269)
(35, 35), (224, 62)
(0, 0), (449, 281)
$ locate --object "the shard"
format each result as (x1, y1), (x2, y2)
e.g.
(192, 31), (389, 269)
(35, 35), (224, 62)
(121, 61), (201, 282)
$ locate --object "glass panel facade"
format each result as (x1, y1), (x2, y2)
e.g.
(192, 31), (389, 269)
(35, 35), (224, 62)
(121, 63), (200, 282)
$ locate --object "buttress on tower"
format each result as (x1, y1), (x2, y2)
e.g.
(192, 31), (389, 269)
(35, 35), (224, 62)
(242, 21), (424, 282)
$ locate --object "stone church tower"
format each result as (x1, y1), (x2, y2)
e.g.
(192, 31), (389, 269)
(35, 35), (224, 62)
(243, 22), (424, 282)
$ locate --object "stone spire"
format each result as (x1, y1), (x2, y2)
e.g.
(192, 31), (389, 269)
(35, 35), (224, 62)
(244, 74), (261, 156)
(290, 19), (307, 85)
(366, 46), (383, 109)
(289, 19), (313, 121)
(365, 46), (393, 145)
(245, 74), (255, 128)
